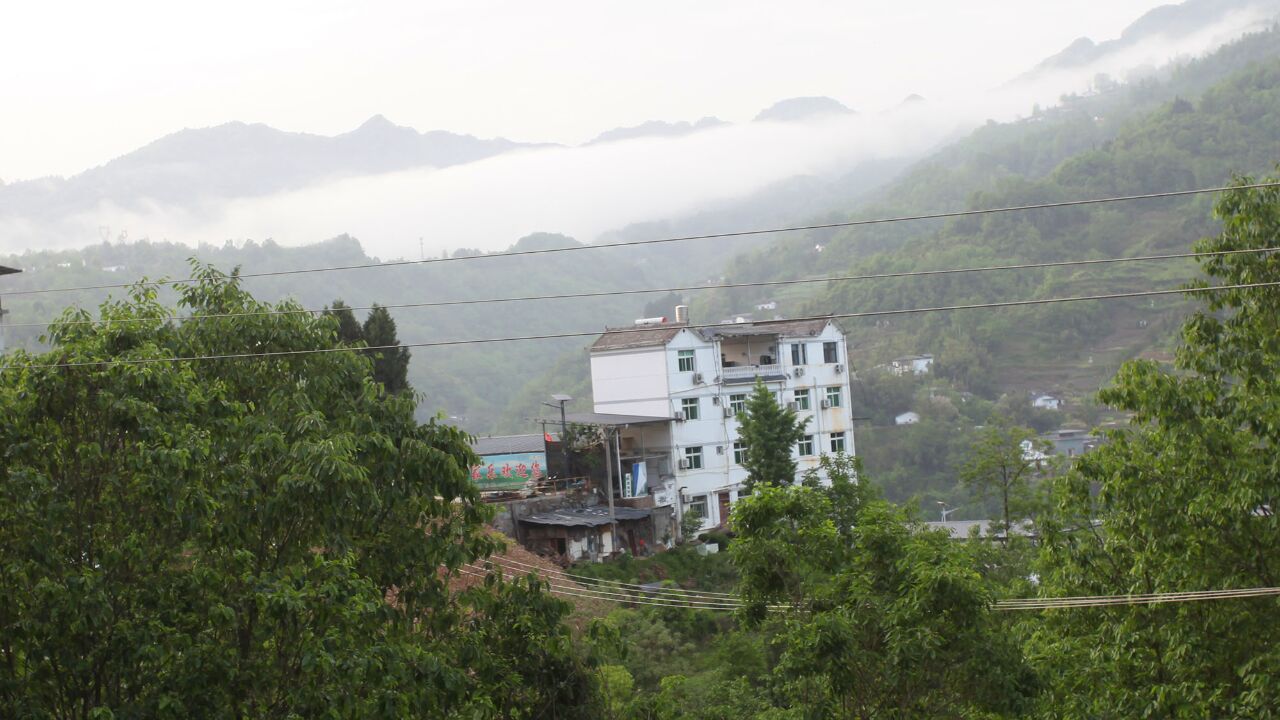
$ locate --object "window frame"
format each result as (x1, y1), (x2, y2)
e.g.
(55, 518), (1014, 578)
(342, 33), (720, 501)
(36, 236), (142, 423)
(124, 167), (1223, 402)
(825, 386), (842, 408)
(732, 440), (747, 465)
(677, 349), (695, 373)
(681, 397), (700, 421)
(797, 435), (814, 456)
(823, 341), (839, 364)
(790, 343), (807, 365)
(793, 388), (811, 411)
(830, 431), (846, 454)
(684, 445), (703, 470)
(728, 393), (747, 416)
(686, 494), (708, 519)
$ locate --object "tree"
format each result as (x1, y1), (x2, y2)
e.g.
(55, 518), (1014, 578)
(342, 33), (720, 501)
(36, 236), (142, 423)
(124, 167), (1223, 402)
(735, 379), (807, 489)
(325, 298), (365, 345)
(731, 455), (1037, 717)
(0, 266), (599, 718)
(362, 303), (411, 395)
(1030, 178), (1280, 718)
(960, 419), (1048, 535)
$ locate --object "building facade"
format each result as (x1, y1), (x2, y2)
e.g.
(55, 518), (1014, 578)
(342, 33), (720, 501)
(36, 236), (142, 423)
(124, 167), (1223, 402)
(589, 316), (856, 531)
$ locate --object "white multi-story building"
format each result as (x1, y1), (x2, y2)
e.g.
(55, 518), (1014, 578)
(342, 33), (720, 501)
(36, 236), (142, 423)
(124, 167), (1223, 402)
(589, 314), (856, 531)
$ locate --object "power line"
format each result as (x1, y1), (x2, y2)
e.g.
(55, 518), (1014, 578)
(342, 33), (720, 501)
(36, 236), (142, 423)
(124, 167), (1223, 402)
(994, 586), (1280, 610)
(456, 566), (746, 610)
(7, 246), (1273, 331)
(6, 280), (1276, 372)
(478, 554), (739, 599)
(5, 181), (1276, 299)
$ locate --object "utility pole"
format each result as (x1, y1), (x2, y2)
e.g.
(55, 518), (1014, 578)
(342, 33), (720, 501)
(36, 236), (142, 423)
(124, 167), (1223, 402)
(602, 427), (618, 555)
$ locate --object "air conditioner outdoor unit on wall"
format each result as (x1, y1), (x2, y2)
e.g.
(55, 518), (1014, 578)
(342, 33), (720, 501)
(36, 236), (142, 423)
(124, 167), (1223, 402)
(674, 410), (686, 421)
(820, 400), (832, 409)
(693, 372), (704, 384)
(786, 401), (799, 411)
(678, 458), (690, 470)
(724, 407), (734, 418)
(794, 367), (804, 377)
(835, 364), (844, 373)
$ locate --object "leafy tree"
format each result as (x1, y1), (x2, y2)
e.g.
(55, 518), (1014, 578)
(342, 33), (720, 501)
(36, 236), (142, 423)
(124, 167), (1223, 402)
(1031, 179), (1280, 717)
(736, 379), (807, 489)
(731, 455), (1037, 717)
(362, 303), (411, 395)
(0, 266), (598, 718)
(325, 298), (365, 345)
(960, 420), (1049, 535)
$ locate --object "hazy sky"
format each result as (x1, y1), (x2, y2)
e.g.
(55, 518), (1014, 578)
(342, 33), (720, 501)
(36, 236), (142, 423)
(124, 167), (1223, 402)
(1, 0), (1171, 182)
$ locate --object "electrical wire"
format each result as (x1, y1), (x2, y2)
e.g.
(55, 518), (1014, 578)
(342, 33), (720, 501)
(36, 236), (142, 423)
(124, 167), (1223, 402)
(477, 554), (739, 599)
(456, 566), (746, 610)
(5, 280), (1277, 372)
(4, 181), (1277, 299)
(994, 586), (1280, 610)
(6, 246), (1274, 331)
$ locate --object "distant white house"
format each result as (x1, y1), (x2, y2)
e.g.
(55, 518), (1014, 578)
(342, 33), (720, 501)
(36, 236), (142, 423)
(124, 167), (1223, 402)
(1020, 439), (1050, 463)
(895, 411), (921, 425)
(890, 354), (933, 376)
(1032, 394), (1062, 410)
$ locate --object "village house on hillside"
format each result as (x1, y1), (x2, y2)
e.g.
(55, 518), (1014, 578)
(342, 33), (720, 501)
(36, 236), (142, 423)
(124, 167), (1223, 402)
(588, 306), (857, 533)
(890, 354), (933, 376)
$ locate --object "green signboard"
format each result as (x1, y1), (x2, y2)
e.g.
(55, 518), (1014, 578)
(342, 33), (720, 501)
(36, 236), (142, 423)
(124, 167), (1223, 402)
(471, 452), (546, 491)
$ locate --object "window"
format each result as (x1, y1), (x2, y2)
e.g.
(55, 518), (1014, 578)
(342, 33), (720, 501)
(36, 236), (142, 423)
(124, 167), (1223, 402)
(793, 388), (811, 411)
(830, 432), (846, 453)
(684, 446), (703, 470)
(732, 440), (747, 464)
(729, 393), (747, 416)
(823, 341), (839, 364)
(790, 343), (807, 365)
(681, 397), (699, 420)
(686, 494), (708, 519)
(797, 435), (814, 456)
(825, 386), (842, 408)
(677, 349), (695, 372)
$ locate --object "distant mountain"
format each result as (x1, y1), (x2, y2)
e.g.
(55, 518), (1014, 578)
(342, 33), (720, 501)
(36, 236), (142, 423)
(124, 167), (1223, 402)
(753, 96), (854, 122)
(0, 115), (542, 221)
(587, 116), (728, 144)
(1027, 0), (1280, 77)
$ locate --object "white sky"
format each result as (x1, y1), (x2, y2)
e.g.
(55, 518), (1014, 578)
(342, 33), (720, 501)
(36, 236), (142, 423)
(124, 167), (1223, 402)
(1, 0), (1169, 182)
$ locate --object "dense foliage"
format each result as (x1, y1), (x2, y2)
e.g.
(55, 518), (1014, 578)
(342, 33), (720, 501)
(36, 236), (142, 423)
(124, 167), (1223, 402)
(0, 267), (600, 718)
(736, 379), (808, 488)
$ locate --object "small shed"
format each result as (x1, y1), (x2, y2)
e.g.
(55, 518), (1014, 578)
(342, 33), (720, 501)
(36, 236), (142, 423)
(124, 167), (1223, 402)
(517, 506), (654, 562)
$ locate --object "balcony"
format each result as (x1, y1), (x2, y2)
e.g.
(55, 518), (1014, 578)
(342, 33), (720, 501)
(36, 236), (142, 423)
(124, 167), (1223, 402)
(721, 363), (787, 384)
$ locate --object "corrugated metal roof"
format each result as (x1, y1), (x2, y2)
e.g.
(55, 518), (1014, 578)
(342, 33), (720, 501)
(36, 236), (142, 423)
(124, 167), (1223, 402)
(590, 324), (687, 351)
(520, 505), (652, 527)
(471, 434), (547, 456)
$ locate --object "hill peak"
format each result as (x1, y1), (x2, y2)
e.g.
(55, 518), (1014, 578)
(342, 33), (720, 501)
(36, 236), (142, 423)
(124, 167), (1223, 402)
(754, 96), (854, 123)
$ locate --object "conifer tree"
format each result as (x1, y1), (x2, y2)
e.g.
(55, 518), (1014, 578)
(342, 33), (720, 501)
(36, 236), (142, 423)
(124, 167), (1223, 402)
(325, 299), (365, 345)
(737, 379), (807, 489)
(362, 304), (411, 395)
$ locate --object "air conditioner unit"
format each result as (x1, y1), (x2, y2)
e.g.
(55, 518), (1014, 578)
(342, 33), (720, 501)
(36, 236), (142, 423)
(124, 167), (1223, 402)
(835, 364), (844, 373)
(786, 401), (799, 411)
(692, 372), (704, 384)
(678, 458), (690, 470)
(794, 367), (805, 377)
(674, 410), (686, 421)
(711, 395), (721, 405)
(820, 400), (832, 409)
(724, 407), (735, 418)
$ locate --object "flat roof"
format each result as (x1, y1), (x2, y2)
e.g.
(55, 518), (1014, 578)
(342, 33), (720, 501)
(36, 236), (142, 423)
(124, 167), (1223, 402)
(520, 506), (652, 527)
(563, 411), (673, 427)
(471, 434), (547, 456)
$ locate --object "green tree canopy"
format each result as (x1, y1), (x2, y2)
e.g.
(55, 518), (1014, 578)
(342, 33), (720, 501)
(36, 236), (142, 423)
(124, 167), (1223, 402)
(736, 379), (807, 489)
(960, 419), (1048, 534)
(0, 266), (597, 718)
(325, 298), (365, 345)
(1031, 178), (1280, 717)
(730, 455), (1037, 717)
